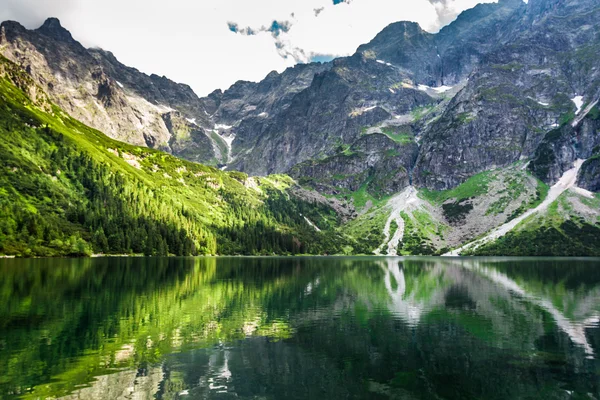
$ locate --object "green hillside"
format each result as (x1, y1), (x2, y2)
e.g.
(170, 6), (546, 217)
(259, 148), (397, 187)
(0, 56), (350, 257)
(465, 191), (600, 256)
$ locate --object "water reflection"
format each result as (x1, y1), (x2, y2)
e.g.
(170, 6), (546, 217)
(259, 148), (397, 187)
(1, 257), (599, 399)
(465, 260), (600, 357)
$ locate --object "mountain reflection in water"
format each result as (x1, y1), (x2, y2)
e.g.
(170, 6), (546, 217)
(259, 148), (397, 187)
(1, 257), (599, 399)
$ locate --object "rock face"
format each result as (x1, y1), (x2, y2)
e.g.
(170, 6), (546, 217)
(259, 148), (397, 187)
(290, 133), (418, 197)
(578, 157), (600, 192)
(207, 0), (600, 193)
(214, 0), (526, 178)
(0, 18), (223, 165)
(228, 54), (433, 175)
(415, 0), (600, 189)
(2, 0), (600, 196)
(528, 109), (600, 184)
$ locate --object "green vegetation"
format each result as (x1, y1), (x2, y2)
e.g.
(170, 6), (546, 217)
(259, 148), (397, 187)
(486, 195), (512, 216)
(381, 127), (414, 144)
(491, 62), (524, 71)
(421, 166), (546, 226)
(0, 57), (349, 257)
(466, 218), (600, 256)
(351, 177), (392, 210)
(399, 212), (436, 255)
(410, 209), (448, 245)
(587, 105), (600, 120)
(411, 105), (435, 122)
(456, 112), (475, 125)
(505, 178), (549, 221)
(486, 174), (547, 217)
(343, 207), (388, 253)
(420, 170), (493, 204)
(389, 219), (399, 239)
(334, 142), (356, 157)
(207, 129), (229, 162)
(467, 192), (600, 256)
(531, 179), (550, 208)
(442, 200), (474, 223)
(0, 257), (396, 397)
(559, 111), (576, 126)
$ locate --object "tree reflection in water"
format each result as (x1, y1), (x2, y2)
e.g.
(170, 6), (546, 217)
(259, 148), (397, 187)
(0, 257), (599, 399)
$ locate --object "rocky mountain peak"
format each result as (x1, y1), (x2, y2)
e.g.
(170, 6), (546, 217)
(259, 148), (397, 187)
(0, 20), (26, 43)
(498, 0), (524, 5)
(265, 70), (280, 80)
(359, 20), (429, 50)
(36, 17), (76, 43)
(383, 20), (424, 33)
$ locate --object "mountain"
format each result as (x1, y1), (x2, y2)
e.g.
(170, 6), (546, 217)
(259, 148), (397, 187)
(0, 55), (356, 257)
(1, 0), (599, 257)
(220, 0), (526, 178)
(0, 18), (229, 165)
(415, 0), (600, 190)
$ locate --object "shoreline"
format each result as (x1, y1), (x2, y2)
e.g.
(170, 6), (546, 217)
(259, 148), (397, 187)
(91, 253), (145, 258)
(1, 254), (600, 261)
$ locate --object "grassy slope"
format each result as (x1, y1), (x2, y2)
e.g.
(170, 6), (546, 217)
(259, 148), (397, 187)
(342, 205), (389, 254)
(467, 192), (600, 256)
(0, 56), (351, 257)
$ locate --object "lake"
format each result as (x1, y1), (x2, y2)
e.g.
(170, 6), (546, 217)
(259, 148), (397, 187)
(1, 257), (599, 399)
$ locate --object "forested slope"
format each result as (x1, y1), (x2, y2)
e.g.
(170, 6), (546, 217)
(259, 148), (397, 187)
(0, 56), (351, 257)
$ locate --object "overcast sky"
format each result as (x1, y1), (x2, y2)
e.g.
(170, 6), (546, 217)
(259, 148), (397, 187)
(1, 0), (495, 96)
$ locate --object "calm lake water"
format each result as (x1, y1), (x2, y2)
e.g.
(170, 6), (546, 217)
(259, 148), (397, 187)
(1, 257), (599, 399)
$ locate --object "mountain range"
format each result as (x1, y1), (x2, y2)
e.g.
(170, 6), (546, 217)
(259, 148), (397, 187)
(1, 0), (599, 256)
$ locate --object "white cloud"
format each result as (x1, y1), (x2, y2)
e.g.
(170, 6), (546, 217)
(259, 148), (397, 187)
(0, 0), (496, 96)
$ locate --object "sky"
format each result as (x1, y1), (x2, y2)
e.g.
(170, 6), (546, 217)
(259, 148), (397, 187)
(1, 0), (496, 96)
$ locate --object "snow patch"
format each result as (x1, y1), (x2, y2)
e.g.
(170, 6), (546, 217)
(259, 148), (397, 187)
(116, 81), (124, 88)
(258, 112), (269, 118)
(186, 118), (197, 125)
(214, 129), (236, 164)
(433, 85), (453, 93)
(215, 123), (233, 130)
(417, 84), (453, 94)
(376, 59), (393, 67)
(349, 105), (378, 117)
(220, 133), (235, 147)
(572, 96), (584, 114)
(528, 97), (549, 106)
(389, 88), (395, 94)
(572, 98), (599, 128)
